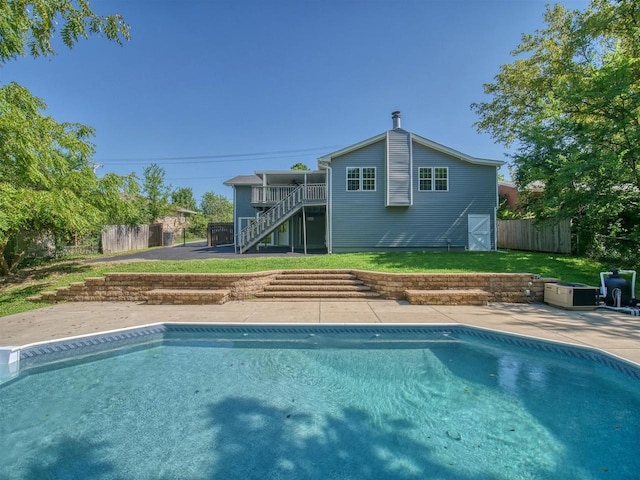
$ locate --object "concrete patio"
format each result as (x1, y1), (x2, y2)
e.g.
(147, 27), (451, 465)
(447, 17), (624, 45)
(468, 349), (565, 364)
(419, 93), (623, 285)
(1, 300), (639, 366)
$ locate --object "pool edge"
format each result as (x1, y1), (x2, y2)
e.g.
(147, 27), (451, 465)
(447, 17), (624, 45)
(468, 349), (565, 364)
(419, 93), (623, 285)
(2, 322), (640, 385)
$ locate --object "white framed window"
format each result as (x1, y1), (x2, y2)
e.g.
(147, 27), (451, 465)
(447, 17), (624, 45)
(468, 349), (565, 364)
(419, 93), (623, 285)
(346, 167), (376, 191)
(419, 167), (448, 191)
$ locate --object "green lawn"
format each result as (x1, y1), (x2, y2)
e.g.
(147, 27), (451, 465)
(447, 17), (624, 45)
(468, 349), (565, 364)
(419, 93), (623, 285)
(0, 251), (610, 317)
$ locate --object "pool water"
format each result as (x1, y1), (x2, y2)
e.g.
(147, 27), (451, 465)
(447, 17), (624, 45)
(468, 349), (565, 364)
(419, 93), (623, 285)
(1, 329), (639, 479)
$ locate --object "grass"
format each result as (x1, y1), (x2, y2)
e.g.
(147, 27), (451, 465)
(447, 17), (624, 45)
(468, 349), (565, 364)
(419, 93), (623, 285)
(0, 250), (610, 318)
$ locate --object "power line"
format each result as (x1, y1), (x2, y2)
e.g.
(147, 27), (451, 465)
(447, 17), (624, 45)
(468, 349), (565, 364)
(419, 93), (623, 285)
(167, 175), (231, 181)
(96, 145), (342, 165)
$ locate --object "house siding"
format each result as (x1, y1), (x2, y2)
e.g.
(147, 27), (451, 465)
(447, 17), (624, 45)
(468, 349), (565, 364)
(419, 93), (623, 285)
(386, 129), (412, 206)
(329, 139), (497, 252)
(233, 185), (257, 240)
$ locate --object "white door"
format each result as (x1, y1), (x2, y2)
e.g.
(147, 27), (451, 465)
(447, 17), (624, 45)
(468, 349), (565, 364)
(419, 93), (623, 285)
(468, 214), (491, 251)
(277, 221), (290, 246)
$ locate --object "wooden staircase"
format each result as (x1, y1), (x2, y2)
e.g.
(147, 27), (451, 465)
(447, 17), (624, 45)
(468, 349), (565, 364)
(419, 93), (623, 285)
(239, 183), (326, 253)
(254, 270), (381, 300)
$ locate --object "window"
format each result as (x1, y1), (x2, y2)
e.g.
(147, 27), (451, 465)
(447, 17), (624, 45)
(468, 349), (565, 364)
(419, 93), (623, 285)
(347, 167), (360, 191)
(362, 167), (376, 191)
(434, 167), (448, 191)
(419, 167), (432, 191)
(419, 167), (448, 191)
(346, 167), (376, 191)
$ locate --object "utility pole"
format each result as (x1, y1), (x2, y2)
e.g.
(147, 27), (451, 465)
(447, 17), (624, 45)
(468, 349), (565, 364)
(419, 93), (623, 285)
(90, 162), (104, 172)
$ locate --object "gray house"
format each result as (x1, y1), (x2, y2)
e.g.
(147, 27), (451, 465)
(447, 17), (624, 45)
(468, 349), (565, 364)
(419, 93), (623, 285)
(224, 112), (504, 254)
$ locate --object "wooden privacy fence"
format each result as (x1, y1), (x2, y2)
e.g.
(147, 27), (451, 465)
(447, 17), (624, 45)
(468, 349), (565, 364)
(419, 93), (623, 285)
(497, 218), (571, 254)
(148, 223), (163, 247)
(101, 225), (150, 254)
(208, 223), (234, 246)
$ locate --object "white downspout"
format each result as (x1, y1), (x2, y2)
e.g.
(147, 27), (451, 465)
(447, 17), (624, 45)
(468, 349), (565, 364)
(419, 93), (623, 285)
(232, 186), (238, 253)
(494, 167), (499, 251)
(327, 166), (332, 254)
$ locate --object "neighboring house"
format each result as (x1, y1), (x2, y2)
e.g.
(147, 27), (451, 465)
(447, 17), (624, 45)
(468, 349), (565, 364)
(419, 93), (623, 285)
(224, 112), (504, 253)
(156, 206), (198, 242)
(498, 180), (545, 214)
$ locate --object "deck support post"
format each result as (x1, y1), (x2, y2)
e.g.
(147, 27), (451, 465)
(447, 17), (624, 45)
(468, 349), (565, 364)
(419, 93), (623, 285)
(302, 205), (308, 255)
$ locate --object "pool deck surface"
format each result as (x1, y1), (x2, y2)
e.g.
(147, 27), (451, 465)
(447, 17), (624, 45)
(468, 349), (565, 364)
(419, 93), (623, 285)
(1, 300), (639, 365)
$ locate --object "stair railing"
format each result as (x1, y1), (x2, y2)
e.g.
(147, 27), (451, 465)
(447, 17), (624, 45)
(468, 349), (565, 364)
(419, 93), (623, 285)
(238, 183), (326, 253)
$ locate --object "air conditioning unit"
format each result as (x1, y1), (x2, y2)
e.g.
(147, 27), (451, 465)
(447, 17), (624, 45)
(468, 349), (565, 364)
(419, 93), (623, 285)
(544, 283), (600, 310)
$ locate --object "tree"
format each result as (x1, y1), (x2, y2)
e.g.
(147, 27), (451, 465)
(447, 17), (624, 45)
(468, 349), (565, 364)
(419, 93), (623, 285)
(472, 0), (640, 262)
(0, 1), (130, 273)
(142, 163), (171, 223)
(98, 172), (147, 226)
(290, 162), (309, 170)
(171, 187), (197, 211)
(0, 0), (129, 62)
(200, 192), (233, 222)
(0, 84), (135, 273)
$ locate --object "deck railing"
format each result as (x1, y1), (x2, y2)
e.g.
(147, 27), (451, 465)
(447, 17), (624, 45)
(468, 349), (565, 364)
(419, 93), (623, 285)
(251, 186), (297, 205)
(239, 183), (326, 253)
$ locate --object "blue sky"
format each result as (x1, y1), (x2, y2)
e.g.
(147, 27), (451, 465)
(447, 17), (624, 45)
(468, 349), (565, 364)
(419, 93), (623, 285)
(3, 0), (588, 203)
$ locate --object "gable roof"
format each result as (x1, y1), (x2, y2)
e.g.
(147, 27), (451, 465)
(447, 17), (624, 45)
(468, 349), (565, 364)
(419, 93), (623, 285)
(317, 128), (504, 168)
(223, 174), (262, 186)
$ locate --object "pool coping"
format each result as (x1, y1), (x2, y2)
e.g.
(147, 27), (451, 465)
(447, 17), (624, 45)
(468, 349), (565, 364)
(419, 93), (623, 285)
(3, 321), (640, 385)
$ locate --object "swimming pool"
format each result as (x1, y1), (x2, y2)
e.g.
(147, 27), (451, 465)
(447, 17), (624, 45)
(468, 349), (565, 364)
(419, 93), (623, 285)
(1, 324), (639, 479)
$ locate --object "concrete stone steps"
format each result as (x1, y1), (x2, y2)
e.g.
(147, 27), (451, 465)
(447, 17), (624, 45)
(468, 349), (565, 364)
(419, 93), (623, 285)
(273, 273), (357, 281)
(404, 289), (489, 306)
(263, 284), (371, 292)
(258, 271), (381, 300)
(146, 289), (230, 305)
(254, 291), (381, 299)
(269, 278), (364, 285)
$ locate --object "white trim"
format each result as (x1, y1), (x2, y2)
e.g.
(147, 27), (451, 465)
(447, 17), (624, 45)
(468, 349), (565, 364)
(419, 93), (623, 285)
(327, 166), (333, 253)
(409, 133), (414, 205)
(237, 216), (253, 252)
(418, 167), (449, 192)
(468, 214), (491, 251)
(362, 167), (376, 191)
(385, 132), (390, 205)
(232, 187), (237, 250)
(494, 166), (499, 251)
(318, 129), (504, 168)
(346, 166), (376, 192)
(411, 133), (504, 166)
(318, 132), (387, 164)
(493, 206), (498, 251)
(255, 169), (324, 175)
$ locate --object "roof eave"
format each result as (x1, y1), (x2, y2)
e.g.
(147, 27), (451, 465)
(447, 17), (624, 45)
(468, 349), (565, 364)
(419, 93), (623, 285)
(411, 133), (505, 166)
(317, 132), (387, 165)
(317, 130), (504, 167)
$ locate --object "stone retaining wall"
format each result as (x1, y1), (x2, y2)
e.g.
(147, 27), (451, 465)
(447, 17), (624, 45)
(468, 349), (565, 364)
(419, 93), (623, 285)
(35, 270), (555, 304)
(353, 271), (552, 303)
(38, 271), (278, 303)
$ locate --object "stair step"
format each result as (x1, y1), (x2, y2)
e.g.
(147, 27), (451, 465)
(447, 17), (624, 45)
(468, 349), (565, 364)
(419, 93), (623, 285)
(264, 285), (371, 292)
(277, 269), (353, 274)
(254, 291), (381, 299)
(270, 279), (363, 286)
(274, 273), (356, 281)
(146, 289), (230, 305)
(404, 289), (489, 306)
(257, 269), (380, 300)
